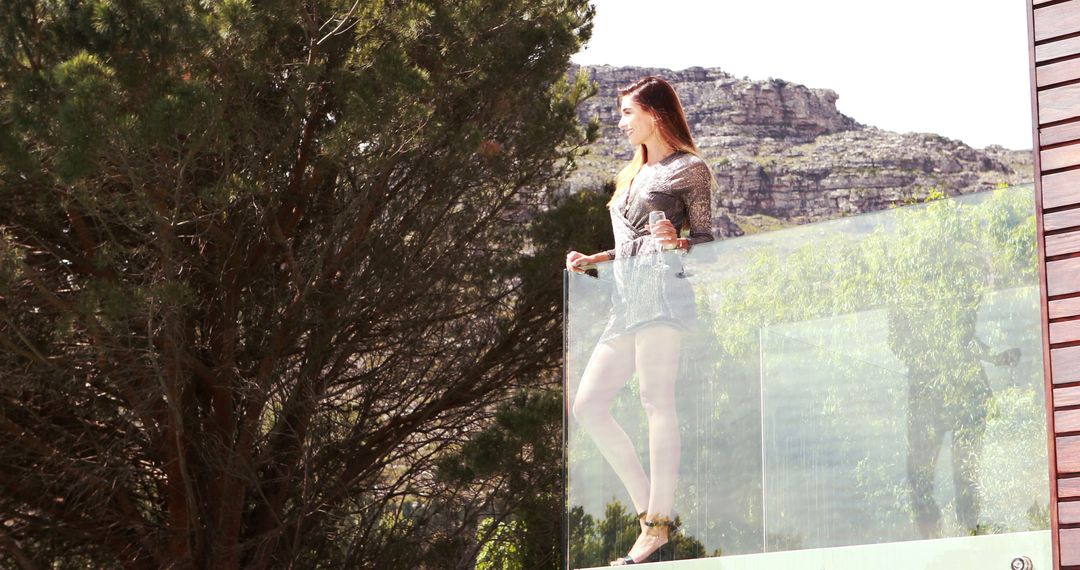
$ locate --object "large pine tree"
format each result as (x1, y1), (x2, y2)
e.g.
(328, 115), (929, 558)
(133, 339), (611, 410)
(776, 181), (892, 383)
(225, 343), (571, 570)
(0, 1), (597, 567)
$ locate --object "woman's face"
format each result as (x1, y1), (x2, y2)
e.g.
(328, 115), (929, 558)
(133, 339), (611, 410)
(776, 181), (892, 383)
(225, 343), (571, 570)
(618, 96), (656, 147)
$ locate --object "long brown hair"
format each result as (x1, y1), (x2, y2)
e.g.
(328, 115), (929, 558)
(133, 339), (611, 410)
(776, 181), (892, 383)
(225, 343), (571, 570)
(609, 76), (703, 207)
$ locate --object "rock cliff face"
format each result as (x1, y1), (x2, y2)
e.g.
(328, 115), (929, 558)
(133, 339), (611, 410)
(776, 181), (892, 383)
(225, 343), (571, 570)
(565, 65), (1033, 236)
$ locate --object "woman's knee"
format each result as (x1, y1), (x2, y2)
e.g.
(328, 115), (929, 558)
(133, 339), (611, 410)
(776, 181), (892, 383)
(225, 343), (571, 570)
(572, 392), (609, 427)
(638, 386), (676, 418)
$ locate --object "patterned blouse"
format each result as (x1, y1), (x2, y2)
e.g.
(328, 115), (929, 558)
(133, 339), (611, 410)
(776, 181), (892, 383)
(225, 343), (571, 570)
(605, 150), (715, 260)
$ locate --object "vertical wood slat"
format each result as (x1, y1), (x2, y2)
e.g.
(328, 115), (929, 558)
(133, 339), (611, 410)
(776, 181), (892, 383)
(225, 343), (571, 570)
(1047, 229), (1080, 257)
(1048, 257), (1080, 296)
(1038, 59), (1080, 87)
(1041, 83), (1080, 124)
(1044, 144), (1080, 170)
(1052, 297), (1080, 319)
(1043, 121), (1080, 146)
(1044, 169), (1080, 208)
(1038, 35), (1080, 62)
(1035, 0), (1080, 42)
(1054, 345), (1080, 385)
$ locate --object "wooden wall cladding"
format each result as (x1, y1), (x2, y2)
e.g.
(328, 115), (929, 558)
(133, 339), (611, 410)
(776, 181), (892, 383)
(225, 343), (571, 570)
(1064, 476), (1080, 499)
(1040, 84), (1080, 125)
(1052, 298), (1080, 320)
(1053, 346), (1080, 385)
(1048, 257), (1080, 296)
(1031, 0), (1080, 567)
(1045, 122), (1080, 147)
(1035, 0), (1080, 42)
(1039, 59), (1080, 87)
(1067, 528), (1080, 568)
(1038, 35), (1080, 62)
(1046, 231), (1080, 257)
(1045, 145), (1080, 171)
(1046, 170), (1080, 208)
(1053, 320), (1080, 344)
(1058, 410), (1080, 434)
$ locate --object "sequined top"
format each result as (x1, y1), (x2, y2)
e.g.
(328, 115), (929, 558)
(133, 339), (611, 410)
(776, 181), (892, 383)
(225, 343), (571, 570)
(605, 150), (715, 260)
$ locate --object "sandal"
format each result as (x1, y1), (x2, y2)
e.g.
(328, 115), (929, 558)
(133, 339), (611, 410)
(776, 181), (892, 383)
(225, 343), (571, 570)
(609, 515), (676, 566)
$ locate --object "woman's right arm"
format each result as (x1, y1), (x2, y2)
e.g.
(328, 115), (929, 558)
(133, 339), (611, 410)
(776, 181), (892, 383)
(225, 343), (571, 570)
(565, 250), (613, 274)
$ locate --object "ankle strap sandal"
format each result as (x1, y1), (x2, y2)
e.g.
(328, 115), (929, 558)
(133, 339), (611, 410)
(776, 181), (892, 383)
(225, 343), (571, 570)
(643, 516), (678, 536)
(609, 514), (677, 565)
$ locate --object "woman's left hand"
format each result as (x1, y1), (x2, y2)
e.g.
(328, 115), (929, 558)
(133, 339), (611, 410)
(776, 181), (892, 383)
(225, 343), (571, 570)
(647, 219), (678, 249)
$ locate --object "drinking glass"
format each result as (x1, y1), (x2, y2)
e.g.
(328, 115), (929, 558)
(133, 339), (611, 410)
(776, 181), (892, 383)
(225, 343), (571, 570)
(649, 211), (673, 250)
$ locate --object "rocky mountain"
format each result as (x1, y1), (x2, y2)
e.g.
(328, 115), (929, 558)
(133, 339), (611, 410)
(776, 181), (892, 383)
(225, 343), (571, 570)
(564, 65), (1034, 237)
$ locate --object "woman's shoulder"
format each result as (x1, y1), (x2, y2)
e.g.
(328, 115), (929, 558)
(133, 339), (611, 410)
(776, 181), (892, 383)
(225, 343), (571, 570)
(669, 152), (712, 185)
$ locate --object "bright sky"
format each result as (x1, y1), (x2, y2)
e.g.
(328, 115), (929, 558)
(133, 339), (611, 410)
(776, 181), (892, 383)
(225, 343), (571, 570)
(572, 0), (1033, 150)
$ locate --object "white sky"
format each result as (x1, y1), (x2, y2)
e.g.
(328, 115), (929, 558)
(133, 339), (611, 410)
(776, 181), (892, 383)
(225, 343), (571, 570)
(571, 0), (1034, 150)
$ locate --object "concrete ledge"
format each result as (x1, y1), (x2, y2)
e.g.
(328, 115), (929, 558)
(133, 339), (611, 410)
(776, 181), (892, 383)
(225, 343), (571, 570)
(579, 530), (1050, 570)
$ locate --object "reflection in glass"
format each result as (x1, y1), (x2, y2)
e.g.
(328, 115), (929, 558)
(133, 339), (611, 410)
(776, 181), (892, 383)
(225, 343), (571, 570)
(565, 187), (1049, 568)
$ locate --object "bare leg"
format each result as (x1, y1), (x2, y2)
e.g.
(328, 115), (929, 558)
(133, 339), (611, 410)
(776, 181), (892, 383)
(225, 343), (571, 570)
(572, 333), (649, 515)
(612, 324), (683, 566)
(636, 324), (683, 520)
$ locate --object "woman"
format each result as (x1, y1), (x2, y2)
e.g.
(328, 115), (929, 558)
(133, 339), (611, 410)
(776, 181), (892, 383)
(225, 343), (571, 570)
(565, 76), (716, 566)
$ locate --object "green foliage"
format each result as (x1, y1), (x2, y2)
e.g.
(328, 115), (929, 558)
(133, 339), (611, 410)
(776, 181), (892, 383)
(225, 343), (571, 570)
(476, 518), (525, 570)
(51, 51), (120, 181)
(568, 501), (708, 567)
(437, 388), (565, 568)
(0, 0), (597, 568)
(707, 188), (1037, 358)
(980, 386), (1053, 531)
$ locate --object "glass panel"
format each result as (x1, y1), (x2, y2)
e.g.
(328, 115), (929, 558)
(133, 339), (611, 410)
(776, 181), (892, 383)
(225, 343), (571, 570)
(565, 186), (1048, 569)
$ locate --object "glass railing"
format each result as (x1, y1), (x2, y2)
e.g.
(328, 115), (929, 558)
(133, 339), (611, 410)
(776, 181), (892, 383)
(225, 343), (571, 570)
(564, 185), (1049, 569)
